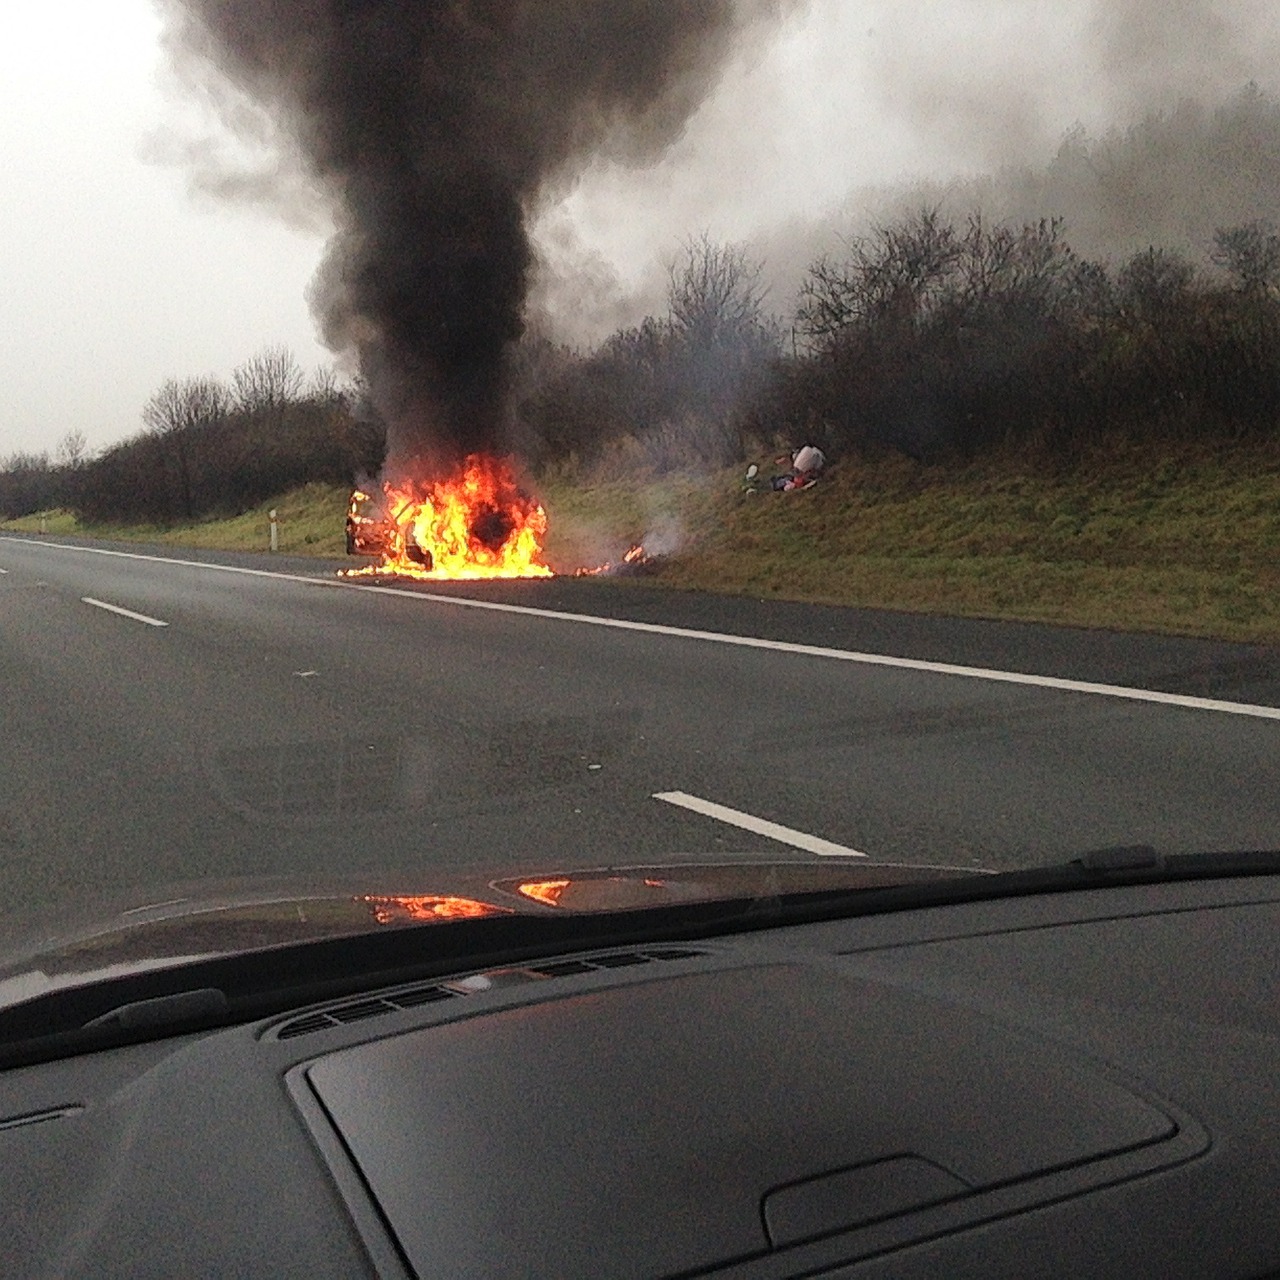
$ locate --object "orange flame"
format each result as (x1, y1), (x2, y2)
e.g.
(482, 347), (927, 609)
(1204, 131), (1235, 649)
(511, 875), (674, 909)
(573, 544), (651, 577)
(342, 455), (553, 581)
(361, 894), (510, 924)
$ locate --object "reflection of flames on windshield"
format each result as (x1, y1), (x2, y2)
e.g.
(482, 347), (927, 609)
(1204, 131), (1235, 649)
(515, 878), (573, 907)
(361, 894), (510, 924)
(512, 875), (671, 909)
(342, 455), (553, 581)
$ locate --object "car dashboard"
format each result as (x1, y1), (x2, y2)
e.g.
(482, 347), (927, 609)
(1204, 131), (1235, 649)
(2, 874), (1278, 1279)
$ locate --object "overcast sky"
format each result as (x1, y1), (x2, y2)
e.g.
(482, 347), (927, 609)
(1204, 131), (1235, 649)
(3, 0), (1276, 459)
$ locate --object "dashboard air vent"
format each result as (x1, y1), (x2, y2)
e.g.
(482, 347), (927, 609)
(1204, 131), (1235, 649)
(272, 947), (707, 1041)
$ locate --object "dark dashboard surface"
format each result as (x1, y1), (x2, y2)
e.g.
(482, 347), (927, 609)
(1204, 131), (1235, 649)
(2, 876), (1278, 1279)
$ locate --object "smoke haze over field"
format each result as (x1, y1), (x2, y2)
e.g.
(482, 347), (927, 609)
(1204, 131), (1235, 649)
(847, 1), (1280, 265)
(531, 0), (1280, 340)
(6, 3), (1280, 461)
(730, 82), (1280, 334)
(156, 0), (1280, 361)
(156, 0), (797, 474)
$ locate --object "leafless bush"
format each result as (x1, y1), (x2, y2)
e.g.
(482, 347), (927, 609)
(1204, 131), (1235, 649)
(0, 451), (59, 519)
(69, 353), (383, 527)
(1116, 247), (1196, 321)
(522, 237), (780, 472)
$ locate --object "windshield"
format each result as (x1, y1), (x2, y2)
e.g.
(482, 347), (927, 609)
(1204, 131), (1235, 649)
(0, 1), (1278, 981)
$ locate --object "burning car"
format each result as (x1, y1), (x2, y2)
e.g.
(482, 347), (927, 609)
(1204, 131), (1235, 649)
(343, 454), (663, 579)
(344, 487), (441, 570)
(342, 454), (553, 580)
(345, 489), (393, 558)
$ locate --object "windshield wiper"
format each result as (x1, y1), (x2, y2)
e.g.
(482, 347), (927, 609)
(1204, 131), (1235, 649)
(1051, 845), (1280, 881)
(759, 846), (1280, 924)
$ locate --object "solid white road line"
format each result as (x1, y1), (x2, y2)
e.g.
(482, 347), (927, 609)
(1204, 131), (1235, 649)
(81, 597), (169, 628)
(8, 536), (1280, 722)
(654, 791), (867, 858)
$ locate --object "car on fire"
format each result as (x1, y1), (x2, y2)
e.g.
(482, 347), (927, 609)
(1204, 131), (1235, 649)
(345, 489), (392, 558)
(346, 487), (440, 570)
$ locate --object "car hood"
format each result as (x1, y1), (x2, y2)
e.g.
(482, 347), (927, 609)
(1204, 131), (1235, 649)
(0, 859), (977, 1006)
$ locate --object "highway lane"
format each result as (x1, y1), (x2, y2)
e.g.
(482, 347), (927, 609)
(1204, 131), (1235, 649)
(1, 533), (1279, 942)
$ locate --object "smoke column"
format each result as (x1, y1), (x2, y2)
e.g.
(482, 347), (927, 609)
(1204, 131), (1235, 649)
(157, 0), (791, 476)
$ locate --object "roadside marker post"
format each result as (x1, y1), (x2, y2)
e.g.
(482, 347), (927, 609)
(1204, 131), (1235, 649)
(269, 509), (279, 553)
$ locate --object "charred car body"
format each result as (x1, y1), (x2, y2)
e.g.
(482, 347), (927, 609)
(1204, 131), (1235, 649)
(345, 489), (435, 569)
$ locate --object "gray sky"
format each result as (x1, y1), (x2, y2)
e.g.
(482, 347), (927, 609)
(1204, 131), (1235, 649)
(0, 0), (328, 459)
(3, 0), (1277, 459)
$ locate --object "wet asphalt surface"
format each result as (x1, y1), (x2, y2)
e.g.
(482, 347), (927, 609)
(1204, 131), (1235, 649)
(1, 531), (1277, 936)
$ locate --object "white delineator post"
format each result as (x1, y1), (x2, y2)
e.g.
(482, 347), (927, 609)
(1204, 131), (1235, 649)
(269, 509), (279, 552)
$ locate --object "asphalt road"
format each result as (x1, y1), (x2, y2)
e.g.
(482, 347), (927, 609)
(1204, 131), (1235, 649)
(2, 532), (1279, 937)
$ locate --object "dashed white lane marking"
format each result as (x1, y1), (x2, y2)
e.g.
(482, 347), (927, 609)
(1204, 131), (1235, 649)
(654, 791), (867, 858)
(0, 567), (8, 573)
(81, 597), (168, 628)
(8, 536), (1280, 722)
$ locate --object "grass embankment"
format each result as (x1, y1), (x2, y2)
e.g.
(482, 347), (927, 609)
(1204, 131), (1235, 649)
(0, 483), (352, 557)
(542, 439), (1280, 644)
(5, 441), (1278, 643)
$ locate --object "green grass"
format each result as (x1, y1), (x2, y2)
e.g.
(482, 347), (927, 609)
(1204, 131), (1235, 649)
(0, 483), (352, 557)
(539, 438), (1280, 643)
(5, 439), (1278, 642)
(1, 509), (82, 536)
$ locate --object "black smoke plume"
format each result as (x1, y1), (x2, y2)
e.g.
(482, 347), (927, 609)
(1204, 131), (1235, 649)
(158, 0), (788, 476)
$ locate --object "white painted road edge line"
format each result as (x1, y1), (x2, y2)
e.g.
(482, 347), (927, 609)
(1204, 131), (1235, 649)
(655, 791), (867, 858)
(9, 536), (1280, 722)
(81, 597), (169, 628)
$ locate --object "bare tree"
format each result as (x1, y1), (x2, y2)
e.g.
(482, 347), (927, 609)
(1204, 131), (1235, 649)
(798, 207), (960, 340)
(1212, 220), (1280, 295)
(232, 344), (305, 420)
(142, 376), (229, 518)
(56, 429), (88, 470)
(948, 216), (1078, 321)
(306, 363), (343, 405)
(142, 379), (186, 438)
(667, 234), (769, 350)
(142, 377), (229, 436)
